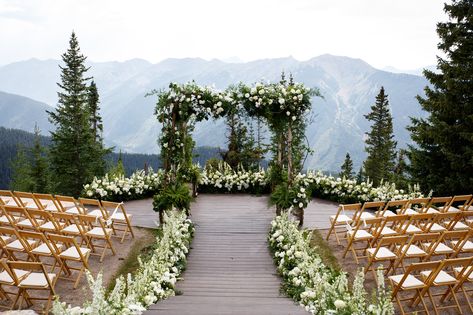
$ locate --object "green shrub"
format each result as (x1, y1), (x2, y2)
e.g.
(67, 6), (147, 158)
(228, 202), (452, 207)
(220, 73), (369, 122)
(153, 183), (191, 213)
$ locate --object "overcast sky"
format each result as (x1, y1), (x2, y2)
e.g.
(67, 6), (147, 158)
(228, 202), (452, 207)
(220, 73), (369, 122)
(0, 0), (446, 69)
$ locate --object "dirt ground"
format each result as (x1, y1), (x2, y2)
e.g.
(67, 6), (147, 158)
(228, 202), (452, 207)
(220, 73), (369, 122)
(1, 227), (156, 314)
(320, 227), (473, 315)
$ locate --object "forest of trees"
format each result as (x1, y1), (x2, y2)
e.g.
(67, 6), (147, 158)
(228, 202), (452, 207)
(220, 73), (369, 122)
(0, 127), (221, 189)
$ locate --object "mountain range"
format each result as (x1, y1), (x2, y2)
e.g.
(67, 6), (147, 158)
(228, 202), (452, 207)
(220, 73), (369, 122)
(0, 55), (429, 171)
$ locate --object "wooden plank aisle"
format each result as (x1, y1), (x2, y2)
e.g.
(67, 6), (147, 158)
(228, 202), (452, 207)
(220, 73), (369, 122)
(144, 194), (309, 315)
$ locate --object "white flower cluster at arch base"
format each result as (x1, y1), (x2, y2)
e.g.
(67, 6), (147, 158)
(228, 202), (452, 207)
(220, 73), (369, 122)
(83, 170), (163, 201)
(269, 213), (394, 315)
(52, 212), (194, 315)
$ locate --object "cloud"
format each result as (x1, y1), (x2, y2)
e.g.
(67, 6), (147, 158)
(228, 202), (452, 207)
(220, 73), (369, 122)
(0, 0), (446, 69)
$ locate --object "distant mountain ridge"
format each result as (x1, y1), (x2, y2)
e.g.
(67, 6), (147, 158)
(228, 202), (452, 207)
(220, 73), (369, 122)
(0, 55), (429, 171)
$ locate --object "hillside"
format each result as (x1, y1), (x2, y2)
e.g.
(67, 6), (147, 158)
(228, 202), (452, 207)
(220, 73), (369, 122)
(0, 55), (428, 170)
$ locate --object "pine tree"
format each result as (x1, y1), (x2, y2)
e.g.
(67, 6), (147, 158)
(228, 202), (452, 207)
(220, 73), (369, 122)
(30, 126), (49, 193)
(340, 152), (354, 179)
(408, 0), (473, 195)
(87, 81), (103, 142)
(48, 32), (101, 196)
(10, 145), (34, 191)
(393, 149), (409, 189)
(356, 166), (364, 183)
(363, 87), (397, 186)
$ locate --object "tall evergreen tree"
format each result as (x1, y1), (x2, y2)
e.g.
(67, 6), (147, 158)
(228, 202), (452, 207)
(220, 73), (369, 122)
(48, 32), (102, 196)
(30, 126), (49, 193)
(340, 152), (354, 179)
(356, 166), (364, 184)
(10, 145), (34, 191)
(87, 80), (103, 142)
(363, 87), (397, 186)
(408, 0), (473, 195)
(392, 149), (409, 189)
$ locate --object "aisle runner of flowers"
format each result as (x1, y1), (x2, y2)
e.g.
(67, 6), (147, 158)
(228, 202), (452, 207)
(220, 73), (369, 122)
(269, 213), (394, 315)
(52, 212), (194, 315)
(84, 166), (423, 207)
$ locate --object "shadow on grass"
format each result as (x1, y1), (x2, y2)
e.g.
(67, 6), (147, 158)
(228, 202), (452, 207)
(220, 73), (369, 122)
(309, 229), (341, 271)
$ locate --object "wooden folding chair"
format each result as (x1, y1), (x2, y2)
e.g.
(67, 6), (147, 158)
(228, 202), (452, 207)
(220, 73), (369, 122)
(33, 193), (61, 212)
(76, 214), (115, 262)
(0, 258), (30, 310)
(0, 227), (38, 261)
(54, 195), (85, 215)
(7, 260), (57, 314)
(402, 197), (432, 215)
(26, 209), (64, 234)
(354, 201), (385, 220)
(343, 216), (383, 264)
(389, 260), (442, 315)
(425, 196), (453, 214)
(421, 212), (456, 233)
(101, 200), (135, 243)
(13, 191), (46, 210)
(443, 210), (473, 231)
(51, 212), (91, 249)
(449, 257), (473, 313)
(17, 230), (64, 275)
(0, 205), (16, 227)
(3, 205), (42, 231)
(378, 199), (409, 217)
(422, 230), (469, 261)
(326, 203), (361, 245)
(78, 198), (109, 219)
(377, 214), (409, 239)
(438, 194), (473, 213)
(418, 257), (473, 314)
(401, 213), (433, 235)
(47, 233), (90, 289)
(366, 235), (409, 280)
(0, 190), (21, 207)
(392, 233), (440, 274)
(0, 227), (15, 259)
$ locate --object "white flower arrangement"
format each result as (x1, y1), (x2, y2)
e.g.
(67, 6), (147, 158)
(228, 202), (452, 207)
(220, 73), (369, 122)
(52, 211), (194, 315)
(83, 170), (163, 201)
(269, 213), (395, 315)
(198, 162), (269, 194)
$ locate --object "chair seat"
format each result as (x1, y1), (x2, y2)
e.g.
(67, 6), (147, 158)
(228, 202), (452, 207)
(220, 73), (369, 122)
(367, 247), (397, 259)
(421, 270), (457, 285)
(62, 224), (80, 234)
(39, 221), (63, 231)
(1, 235), (12, 243)
(1, 197), (15, 205)
(19, 272), (56, 288)
(426, 208), (440, 214)
(330, 214), (352, 224)
(380, 227), (397, 236)
(65, 207), (81, 214)
(86, 227), (112, 237)
(0, 216), (11, 223)
(347, 230), (373, 240)
(0, 269), (29, 285)
(382, 210), (397, 217)
(60, 246), (90, 260)
(403, 224), (422, 234)
(389, 274), (425, 289)
(404, 208), (418, 215)
(425, 223), (446, 232)
(31, 243), (63, 255)
(438, 206), (461, 213)
(454, 266), (473, 281)
(451, 240), (473, 251)
(87, 209), (104, 218)
(359, 212), (375, 219)
(17, 219), (44, 228)
(6, 239), (38, 251)
(111, 212), (132, 221)
(446, 221), (469, 230)
(397, 244), (426, 257)
(423, 242), (453, 254)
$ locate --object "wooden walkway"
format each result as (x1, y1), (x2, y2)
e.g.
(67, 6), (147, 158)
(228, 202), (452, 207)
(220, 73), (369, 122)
(140, 194), (309, 315)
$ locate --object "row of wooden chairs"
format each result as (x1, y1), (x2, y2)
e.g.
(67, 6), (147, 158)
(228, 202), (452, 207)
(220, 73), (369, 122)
(327, 195), (473, 246)
(0, 190), (136, 313)
(0, 190), (135, 244)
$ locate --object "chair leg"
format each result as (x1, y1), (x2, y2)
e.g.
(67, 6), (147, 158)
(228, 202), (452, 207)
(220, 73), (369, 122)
(74, 267), (85, 289)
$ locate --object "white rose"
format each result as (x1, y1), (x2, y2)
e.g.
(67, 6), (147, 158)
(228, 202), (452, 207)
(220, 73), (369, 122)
(334, 300), (346, 309)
